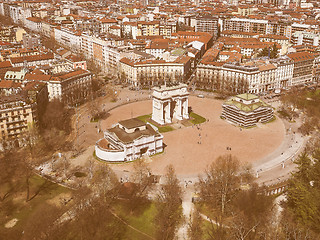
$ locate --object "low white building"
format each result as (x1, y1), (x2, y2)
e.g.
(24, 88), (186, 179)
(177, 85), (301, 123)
(95, 118), (163, 162)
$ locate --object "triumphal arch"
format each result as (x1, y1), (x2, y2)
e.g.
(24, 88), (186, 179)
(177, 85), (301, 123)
(151, 83), (189, 125)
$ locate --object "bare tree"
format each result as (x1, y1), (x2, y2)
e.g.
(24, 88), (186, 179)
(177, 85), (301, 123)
(198, 155), (240, 231)
(22, 204), (63, 240)
(155, 165), (183, 240)
(188, 209), (203, 240)
(91, 164), (120, 204)
(228, 184), (275, 240)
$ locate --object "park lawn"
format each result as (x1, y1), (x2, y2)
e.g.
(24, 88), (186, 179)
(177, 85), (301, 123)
(113, 200), (157, 239)
(158, 125), (174, 133)
(90, 117), (99, 122)
(136, 114), (152, 123)
(190, 112), (206, 125)
(0, 175), (71, 235)
(194, 202), (216, 221)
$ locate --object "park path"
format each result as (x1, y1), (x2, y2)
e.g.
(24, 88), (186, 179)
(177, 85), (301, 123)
(176, 185), (195, 240)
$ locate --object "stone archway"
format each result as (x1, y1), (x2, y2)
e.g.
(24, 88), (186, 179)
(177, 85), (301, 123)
(152, 83), (189, 125)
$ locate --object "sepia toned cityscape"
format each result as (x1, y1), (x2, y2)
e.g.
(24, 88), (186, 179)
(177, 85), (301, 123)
(0, 0), (320, 239)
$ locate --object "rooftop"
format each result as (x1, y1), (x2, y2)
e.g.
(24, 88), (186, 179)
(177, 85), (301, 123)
(119, 118), (146, 129)
(108, 123), (159, 144)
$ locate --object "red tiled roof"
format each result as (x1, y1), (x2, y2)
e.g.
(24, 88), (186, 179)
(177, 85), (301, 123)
(24, 73), (51, 82)
(0, 80), (21, 89)
(65, 54), (85, 62)
(10, 52), (54, 64)
(100, 18), (117, 23)
(56, 69), (90, 80)
(0, 61), (12, 69)
(287, 51), (315, 62)
(26, 17), (42, 23)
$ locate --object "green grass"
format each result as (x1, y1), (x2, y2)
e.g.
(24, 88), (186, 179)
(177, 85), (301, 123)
(90, 117), (99, 122)
(0, 175), (71, 235)
(158, 125), (174, 133)
(113, 201), (157, 239)
(136, 114), (174, 133)
(189, 112), (206, 125)
(136, 114), (152, 123)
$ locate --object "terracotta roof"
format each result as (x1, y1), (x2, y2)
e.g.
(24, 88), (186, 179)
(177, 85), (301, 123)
(0, 80), (21, 89)
(174, 55), (191, 64)
(65, 54), (85, 62)
(258, 63), (277, 71)
(10, 52), (54, 64)
(109, 25), (121, 29)
(287, 51), (315, 62)
(23, 81), (46, 91)
(56, 69), (90, 80)
(0, 61), (12, 69)
(100, 18), (117, 23)
(120, 57), (134, 66)
(24, 73), (51, 82)
(26, 17), (42, 23)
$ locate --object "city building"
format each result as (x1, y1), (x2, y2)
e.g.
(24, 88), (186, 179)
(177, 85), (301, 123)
(0, 94), (36, 150)
(287, 51), (315, 86)
(119, 56), (191, 86)
(48, 69), (92, 105)
(193, 16), (219, 39)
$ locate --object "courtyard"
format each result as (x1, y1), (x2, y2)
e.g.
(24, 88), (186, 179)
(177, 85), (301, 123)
(99, 96), (285, 176)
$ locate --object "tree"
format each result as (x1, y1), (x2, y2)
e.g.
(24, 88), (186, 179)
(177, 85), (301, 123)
(0, 151), (21, 217)
(188, 210), (203, 240)
(155, 165), (183, 240)
(270, 43), (279, 59)
(228, 184), (275, 240)
(125, 159), (154, 213)
(22, 204), (63, 240)
(197, 155), (240, 238)
(258, 47), (269, 57)
(88, 95), (104, 120)
(198, 155), (240, 216)
(40, 99), (73, 134)
(91, 164), (120, 204)
(87, 58), (101, 76)
(49, 195), (126, 240)
(285, 152), (320, 233)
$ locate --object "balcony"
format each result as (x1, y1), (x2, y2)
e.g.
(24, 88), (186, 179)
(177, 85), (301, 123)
(7, 131), (20, 137)
(7, 118), (25, 124)
(7, 124), (26, 130)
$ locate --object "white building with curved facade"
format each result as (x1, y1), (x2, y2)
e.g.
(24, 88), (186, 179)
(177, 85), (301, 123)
(95, 118), (163, 162)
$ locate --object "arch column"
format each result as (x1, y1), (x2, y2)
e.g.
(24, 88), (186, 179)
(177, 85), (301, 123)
(175, 98), (183, 121)
(164, 101), (172, 124)
(182, 98), (189, 119)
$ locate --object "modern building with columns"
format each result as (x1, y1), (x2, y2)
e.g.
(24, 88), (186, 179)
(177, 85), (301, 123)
(221, 93), (274, 127)
(151, 83), (189, 125)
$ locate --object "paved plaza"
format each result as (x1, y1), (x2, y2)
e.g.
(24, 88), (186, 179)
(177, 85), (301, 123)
(100, 96), (285, 176)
